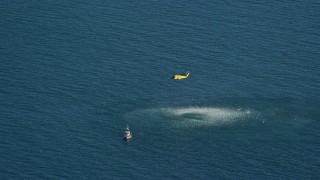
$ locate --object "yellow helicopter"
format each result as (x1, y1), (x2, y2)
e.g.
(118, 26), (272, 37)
(172, 71), (190, 80)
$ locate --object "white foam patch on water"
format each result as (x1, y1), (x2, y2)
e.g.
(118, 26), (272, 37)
(161, 107), (251, 128)
(126, 106), (252, 128)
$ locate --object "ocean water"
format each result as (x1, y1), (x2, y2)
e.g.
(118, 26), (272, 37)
(1, 0), (320, 179)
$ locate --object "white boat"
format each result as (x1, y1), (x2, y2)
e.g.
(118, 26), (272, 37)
(124, 125), (132, 140)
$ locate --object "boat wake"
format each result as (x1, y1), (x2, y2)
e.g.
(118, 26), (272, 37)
(125, 106), (253, 128)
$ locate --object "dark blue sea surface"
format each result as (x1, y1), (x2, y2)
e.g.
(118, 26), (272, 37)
(1, 0), (320, 179)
